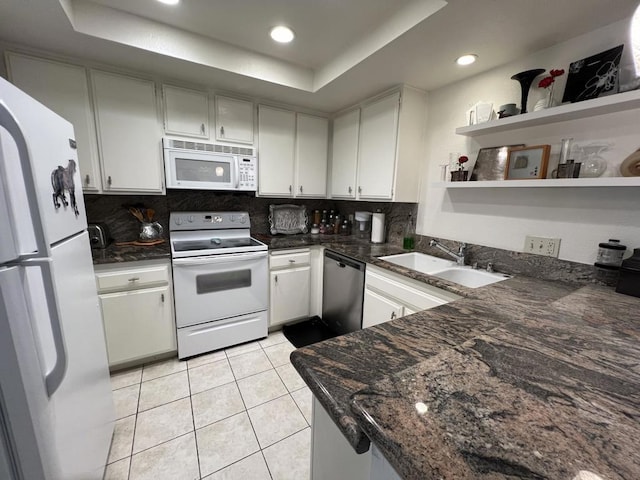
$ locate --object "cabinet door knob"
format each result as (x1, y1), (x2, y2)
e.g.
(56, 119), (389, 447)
(288, 259), (295, 263)
(128, 277), (140, 282)
(299, 185), (303, 193)
(358, 186), (362, 194)
(275, 275), (278, 284)
(220, 126), (225, 136)
(161, 293), (165, 302)
(85, 174), (90, 186)
(289, 185), (292, 193)
(201, 123), (205, 135)
(390, 311), (397, 320)
(348, 186), (352, 194)
(107, 175), (112, 186)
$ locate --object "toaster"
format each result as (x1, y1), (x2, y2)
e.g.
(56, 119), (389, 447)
(87, 223), (110, 249)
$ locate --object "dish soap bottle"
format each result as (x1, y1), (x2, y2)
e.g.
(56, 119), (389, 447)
(403, 213), (415, 250)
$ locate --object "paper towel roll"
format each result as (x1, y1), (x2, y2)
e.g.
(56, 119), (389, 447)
(371, 213), (385, 243)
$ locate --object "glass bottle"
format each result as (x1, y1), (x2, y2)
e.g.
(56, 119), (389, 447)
(403, 213), (415, 250)
(333, 214), (341, 234)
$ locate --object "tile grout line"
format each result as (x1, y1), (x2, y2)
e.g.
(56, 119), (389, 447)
(186, 353), (204, 480)
(225, 348), (273, 479)
(126, 375), (143, 480)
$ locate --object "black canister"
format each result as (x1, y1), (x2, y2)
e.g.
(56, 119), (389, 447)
(616, 248), (640, 298)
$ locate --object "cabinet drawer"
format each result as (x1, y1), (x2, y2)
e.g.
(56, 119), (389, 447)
(96, 265), (169, 292)
(269, 249), (311, 269)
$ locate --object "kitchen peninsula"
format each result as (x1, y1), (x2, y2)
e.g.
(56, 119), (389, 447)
(291, 265), (640, 479)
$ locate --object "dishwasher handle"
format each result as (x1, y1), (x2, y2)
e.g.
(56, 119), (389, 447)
(324, 250), (365, 271)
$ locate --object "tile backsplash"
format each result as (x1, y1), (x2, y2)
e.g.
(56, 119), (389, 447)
(84, 191), (417, 244)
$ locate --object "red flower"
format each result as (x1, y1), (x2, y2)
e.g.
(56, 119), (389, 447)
(538, 76), (554, 89)
(458, 155), (469, 165)
(538, 68), (565, 88)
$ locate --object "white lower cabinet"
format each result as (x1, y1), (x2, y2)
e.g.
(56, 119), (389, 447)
(269, 249), (311, 327)
(363, 265), (461, 328)
(95, 260), (176, 368)
(362, 289), (403, 328)
(311, 396), (371, 480)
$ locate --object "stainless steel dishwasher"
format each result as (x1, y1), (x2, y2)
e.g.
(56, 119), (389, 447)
(322, 249), (366, 335)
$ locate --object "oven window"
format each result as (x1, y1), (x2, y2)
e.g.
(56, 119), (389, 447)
(196, 270), (251, 294)
(175, 158), (231, 183)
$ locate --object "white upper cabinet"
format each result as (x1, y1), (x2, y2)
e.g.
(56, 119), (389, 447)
(357, 92), (400, 200)
(295, 114), (328, 197)
(215, 95), (254, 144)
(258, 105), (296, 196)
(330, 109), (360, 199)
(6, 53), (102, 192)
(258, 106), (329, 198)
(330, 87), (426, 202)
(162, 85), (209, 139)
(91, 70), (164, 194)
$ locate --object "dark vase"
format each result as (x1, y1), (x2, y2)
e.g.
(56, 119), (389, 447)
(511, 69), (545, 114)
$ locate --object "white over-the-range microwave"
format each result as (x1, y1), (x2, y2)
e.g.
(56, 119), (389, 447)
(163, 138), (258, 191)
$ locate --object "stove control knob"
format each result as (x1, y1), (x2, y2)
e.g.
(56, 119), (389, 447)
(175, 217), (183, 225)
(188, 215), (195, 223)
(214, 216), (223, 223)
(240, 216), (247, 224)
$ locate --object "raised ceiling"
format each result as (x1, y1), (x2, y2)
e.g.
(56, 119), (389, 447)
(0, 0), (637, 112)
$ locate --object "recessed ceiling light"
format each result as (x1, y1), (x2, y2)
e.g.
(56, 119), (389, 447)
(270, 26), (295, 44)
(157, 0), (180, 5)
(456, 54), (478, 66)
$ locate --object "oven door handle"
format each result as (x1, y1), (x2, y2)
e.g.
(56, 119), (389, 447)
(172, 251), (267, 266)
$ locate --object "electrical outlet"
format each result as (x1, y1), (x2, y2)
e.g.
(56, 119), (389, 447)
(524, 235), (561, 257)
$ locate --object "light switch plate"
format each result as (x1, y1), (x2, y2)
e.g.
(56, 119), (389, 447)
(524, 235), (561, 257)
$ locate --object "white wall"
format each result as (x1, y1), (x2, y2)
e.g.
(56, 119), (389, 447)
(417, 19), (640, 265)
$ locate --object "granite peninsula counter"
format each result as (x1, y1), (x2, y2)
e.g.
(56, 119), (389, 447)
(289, 254), (640, 479)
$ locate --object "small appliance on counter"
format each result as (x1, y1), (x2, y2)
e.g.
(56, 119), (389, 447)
(616, 248), (640, 298)
(87, 222), (110, 249)
(354, 211), (372, 239)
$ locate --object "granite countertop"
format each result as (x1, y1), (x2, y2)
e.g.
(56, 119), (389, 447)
(290, 267), (640, 478)
(91, 241), (171, 264)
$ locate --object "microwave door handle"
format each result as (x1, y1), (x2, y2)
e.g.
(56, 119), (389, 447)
(0, 102), (50, 260)
(234, 159), (240, 189)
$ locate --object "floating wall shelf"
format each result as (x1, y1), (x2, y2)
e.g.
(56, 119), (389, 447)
(432, 177), (640, 188)
(455, 89), (640, 137)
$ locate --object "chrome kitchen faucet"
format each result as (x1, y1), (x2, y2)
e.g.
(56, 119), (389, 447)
(429, 239), (466, 266)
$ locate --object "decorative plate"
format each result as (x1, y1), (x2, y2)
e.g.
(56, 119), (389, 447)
(269, 204), (308, 235)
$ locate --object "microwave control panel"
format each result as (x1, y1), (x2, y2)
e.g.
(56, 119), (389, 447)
(237, 157), (257, 190)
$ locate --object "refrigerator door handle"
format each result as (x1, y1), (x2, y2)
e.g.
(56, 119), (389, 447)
(0, 101), (50, 260)
(23, 257), (68, 397)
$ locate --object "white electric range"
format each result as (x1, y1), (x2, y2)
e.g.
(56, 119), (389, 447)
(169, 211), (268, 359)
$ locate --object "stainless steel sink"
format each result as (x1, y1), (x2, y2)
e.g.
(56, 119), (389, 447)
(431, 267), (510, 288)
(378, 252), (456, 274)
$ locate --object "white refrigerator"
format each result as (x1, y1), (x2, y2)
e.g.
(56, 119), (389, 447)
(0, 77), (115, 479)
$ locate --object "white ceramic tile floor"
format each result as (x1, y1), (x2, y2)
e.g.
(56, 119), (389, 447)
(106, 332), (311, 480)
